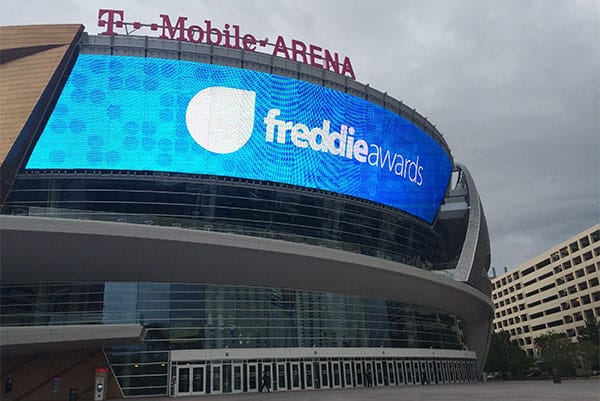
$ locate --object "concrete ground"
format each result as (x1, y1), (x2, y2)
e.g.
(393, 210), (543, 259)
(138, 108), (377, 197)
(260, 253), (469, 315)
(129, 380), (600, 401)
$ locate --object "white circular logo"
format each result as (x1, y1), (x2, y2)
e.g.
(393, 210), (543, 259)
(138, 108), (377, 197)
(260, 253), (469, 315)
(186, 86), (256, 154)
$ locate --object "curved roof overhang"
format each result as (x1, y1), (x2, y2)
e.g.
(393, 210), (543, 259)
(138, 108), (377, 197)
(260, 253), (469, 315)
(0, 215), (493, 369)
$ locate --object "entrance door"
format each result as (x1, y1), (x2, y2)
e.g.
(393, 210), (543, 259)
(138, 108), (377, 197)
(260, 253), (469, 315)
(290, 362), (301, 390)
(374, 361), (384, 386)
(469, 361), (475, 381)
(405, 361), (414, 384)
(222, 364), (232, 393)
(247, 363), (259, 392)
(177, 366), (191, 395)
(456, 361), (461, 382)
(304, 362), (314, 389)
(442, 361), (449, 383)
(455, 361), (461, 382)
(427, 361), (435, 384)
(343, 361), (353, 387)
(261, 364), (273, 392)
(354, 361), (363, 387)
(420, 361), (428, 384)
(319, 362), (329, 388)
(452, 361), (460, 383)
(277, 362), (287, 391)
(413, 361), (421, 384)
(364, 361), (374, 387)
(396, 361), (405, 385)
(331, 361), (342, 388)
(435, 361), (442, 384)
(211, 364), (222, 394)
(232, 364), (243, 393)
(192, 366), (206, 394)
(387, 361), (396, 385)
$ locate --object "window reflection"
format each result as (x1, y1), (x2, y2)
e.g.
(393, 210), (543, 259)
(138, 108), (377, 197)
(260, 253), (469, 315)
(4, 174), (450, 270)
(1, 282), (466, 396)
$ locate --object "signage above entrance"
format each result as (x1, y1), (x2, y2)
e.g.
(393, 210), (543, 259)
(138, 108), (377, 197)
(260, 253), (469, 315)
(98, 9), (356, 80)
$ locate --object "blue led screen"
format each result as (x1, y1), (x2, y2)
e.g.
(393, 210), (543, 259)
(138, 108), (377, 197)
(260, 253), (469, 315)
(26, 54), (452, 222)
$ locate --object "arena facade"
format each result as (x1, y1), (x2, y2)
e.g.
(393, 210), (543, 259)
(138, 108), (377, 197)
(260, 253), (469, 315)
(0, 21), (492, 399)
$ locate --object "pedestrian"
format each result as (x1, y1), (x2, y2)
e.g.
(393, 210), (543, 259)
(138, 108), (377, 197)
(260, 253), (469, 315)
(421, 369), (429, 385)
(366, 367), (373, 387)
(552, 368), (561, 384)
(4, 378), (13, 394)
(260, 368), (271, 392)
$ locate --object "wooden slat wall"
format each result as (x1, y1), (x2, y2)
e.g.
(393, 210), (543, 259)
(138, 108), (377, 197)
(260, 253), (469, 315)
(0, 24), (83, 165)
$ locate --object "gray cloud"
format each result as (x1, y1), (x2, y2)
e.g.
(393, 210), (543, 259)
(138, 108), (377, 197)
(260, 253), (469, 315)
(2, 0), (598, 271)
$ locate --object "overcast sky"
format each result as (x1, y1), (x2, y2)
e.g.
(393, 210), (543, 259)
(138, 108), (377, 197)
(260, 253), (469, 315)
(2, 0), (599, 273)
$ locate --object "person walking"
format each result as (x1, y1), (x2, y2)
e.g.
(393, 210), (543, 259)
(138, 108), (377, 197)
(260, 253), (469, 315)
(260, 368), (271, 393)
(421, 368), (430, 385)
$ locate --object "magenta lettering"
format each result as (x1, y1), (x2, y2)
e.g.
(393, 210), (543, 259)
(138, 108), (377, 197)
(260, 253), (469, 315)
(205, 20), (222, 45)
(291, 40), (308, 64)
(272, 35), (290, 59)
(309, 44), (323, 68)
(187, 25), (204, 43)
(98, 9), (124, 35)
(342, 57), (356, 80)
(324, 50), (340, 75)
(243, 34), (257, 51)
(159, 14), (188, 41)
(96, 9), (357, 79)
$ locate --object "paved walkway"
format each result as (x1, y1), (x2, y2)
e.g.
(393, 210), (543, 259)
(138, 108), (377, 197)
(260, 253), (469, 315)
(127, 380), (600, 401)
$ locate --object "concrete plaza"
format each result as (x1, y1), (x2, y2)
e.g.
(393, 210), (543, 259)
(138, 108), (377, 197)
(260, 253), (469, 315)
(129, 380), (600, 401)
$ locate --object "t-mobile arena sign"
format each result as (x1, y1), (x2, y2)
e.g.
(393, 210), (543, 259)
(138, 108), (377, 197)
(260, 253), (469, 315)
(98, 9), (356, 80)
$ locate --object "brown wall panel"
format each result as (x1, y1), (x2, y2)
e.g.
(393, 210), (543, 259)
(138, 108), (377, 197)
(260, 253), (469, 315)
(1, 349), (123, 401)
(0, 24), (82, 164)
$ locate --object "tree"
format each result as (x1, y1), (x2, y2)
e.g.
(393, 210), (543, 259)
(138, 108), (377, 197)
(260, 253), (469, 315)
(534, 332), (577, 376)
(576, 340), (599, 374)
(485, 331), (533, 377)
(578, 318), (600, 344)
(576, 319), (600, 373)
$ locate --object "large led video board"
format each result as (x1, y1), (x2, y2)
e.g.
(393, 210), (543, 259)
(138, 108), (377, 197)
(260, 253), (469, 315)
(26, 54), (452, 222)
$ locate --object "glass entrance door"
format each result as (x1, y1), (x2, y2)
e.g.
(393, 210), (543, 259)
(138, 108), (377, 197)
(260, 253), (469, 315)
(261, 364), (273, 392)
(354, 361), (363, 386)
(405, 361), (414, 384)
(290, 362), (301, 390)
(343, 361), (353, 387)
(319, 362), (329, 388)
(232, 364), (243, 393)
(177, 367), (191, 396)
(364, 361), (374, 387)
(331, 361), (342, 388)
(175, 365), (206, 395)
(374, 361), (384, 386)
(387, 361), (396, 385)
(304, 362), (314, 389)
(443, 361), (449, 383)
(222, 364), (232, 393)
(211, 364), (222, 394)
(396, 361), (405, 385)
(192, 366), (206, 394)
(277, 362), (287, 391)
(247, 363), (259, 392)
(428, 361), (435, 384)
(413, 361), (421, 384)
